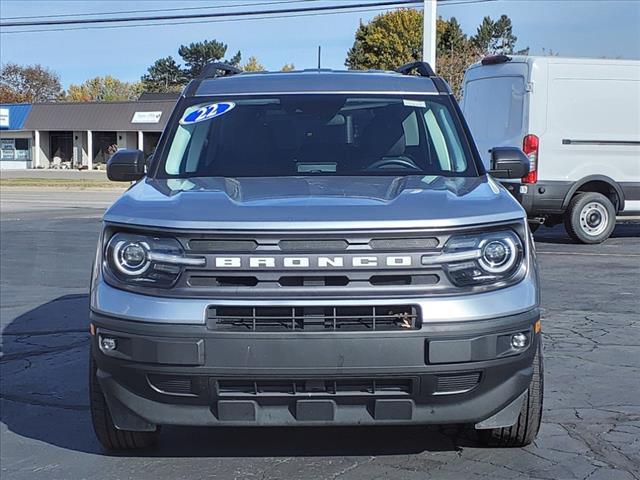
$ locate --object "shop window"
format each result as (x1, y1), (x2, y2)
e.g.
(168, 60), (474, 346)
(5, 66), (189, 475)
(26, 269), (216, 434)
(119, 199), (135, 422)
(0, 138), (30, 161)
(15, 138), (29, 150)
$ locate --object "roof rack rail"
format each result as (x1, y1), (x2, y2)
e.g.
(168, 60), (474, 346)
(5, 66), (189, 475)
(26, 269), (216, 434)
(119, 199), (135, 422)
(198, 62), (242, 80)
(395, 61), (436, 78)
(184, 62), (242, 97)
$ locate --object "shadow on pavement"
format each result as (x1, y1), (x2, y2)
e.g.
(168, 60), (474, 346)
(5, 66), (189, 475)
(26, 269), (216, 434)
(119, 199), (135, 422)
(1, 295), (484, 458)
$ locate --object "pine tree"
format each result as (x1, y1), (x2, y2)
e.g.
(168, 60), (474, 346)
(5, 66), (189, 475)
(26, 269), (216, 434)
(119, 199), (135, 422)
(438, 17), (467, 55)
(472, 16), (495, 53)
(492, 14), (518, 54)
(178, 40), (235, 78)
(141, 56), (186, 93)
(242, 56), (265, 72)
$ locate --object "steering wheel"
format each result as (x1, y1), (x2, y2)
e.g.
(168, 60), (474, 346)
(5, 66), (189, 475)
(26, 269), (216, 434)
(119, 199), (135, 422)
(365, 157), (421, 171)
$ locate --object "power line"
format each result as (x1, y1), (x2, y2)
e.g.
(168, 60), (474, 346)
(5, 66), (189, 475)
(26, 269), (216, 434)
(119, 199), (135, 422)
(0, 5), (417, 35)
(0, 0), (316, 21)
(0, 0), (422, 27)
(0, 0), (496, 35)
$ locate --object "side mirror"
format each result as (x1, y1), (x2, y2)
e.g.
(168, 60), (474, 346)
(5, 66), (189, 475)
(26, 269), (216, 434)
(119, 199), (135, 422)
(107, 149), (145, 182)
(489, 147), (530, 179)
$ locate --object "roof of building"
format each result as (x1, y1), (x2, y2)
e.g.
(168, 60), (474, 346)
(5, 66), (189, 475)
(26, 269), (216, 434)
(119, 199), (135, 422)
(0, 104), (32, 131)
(195, 70), (439, 97)
(23, 100), (177, 132)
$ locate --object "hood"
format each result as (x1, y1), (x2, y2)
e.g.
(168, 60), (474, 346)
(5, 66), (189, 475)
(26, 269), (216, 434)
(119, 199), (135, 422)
(103, 175), (525, 230)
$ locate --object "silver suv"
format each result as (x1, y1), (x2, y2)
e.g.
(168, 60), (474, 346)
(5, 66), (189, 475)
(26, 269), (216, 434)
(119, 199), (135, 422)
(90, 62), (542, 450)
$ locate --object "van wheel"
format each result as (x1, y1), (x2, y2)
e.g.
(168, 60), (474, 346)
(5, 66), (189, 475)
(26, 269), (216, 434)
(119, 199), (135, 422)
(478, 341), (543, 447)
(564, 192), (616, 244)
(90, 356), (159, 451)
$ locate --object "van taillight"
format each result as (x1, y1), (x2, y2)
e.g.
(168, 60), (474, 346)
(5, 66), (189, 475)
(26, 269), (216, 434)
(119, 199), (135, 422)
(522, 134), (539, 184)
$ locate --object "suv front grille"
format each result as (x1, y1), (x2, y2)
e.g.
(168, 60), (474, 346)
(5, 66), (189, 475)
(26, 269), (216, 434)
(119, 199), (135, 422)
(111, 225), (522, 299)
(188, 273), (438, 289)
(208, 305), (420, 331)
(148, 374), (196, 396)
(174, 230), (449, 299)
(188, 236), (439, 253)
(217, 378), (414, 397)
(434, 373), (481, 395)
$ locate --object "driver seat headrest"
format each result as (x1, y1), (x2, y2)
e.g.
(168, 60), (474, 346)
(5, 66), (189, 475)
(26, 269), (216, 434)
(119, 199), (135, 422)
(360, 107), (407, 158)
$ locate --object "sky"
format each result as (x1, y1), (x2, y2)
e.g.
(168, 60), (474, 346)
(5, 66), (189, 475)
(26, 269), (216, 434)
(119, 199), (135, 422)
(1, 0), (639, 89)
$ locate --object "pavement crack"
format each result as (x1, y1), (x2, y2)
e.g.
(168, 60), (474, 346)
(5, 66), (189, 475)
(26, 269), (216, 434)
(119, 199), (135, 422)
(330, 457), (376, 479)
(559, 423), (640, 477)
(0, 393), (89, 411)
(258, 457), (293, 480)
(2, 328), (88, 336)
(0, 338), (88, 362)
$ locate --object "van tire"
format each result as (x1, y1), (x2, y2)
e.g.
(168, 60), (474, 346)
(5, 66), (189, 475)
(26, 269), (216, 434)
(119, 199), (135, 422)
(478, 341), (543, 448)
(90, 356), (159, 451)
(564, 192), (616, 244)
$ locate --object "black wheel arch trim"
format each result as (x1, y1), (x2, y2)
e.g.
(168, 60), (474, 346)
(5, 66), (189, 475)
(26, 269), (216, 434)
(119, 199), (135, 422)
(561, 175), (625, 212)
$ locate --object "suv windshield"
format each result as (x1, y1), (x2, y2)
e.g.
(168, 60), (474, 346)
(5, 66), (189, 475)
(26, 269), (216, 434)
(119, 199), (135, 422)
(159, 94), (479, 178)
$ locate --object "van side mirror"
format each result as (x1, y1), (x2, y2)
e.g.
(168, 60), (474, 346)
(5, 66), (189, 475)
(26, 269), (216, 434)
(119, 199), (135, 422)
(489, 147), (530, 179)
(107, 149), (145, 182)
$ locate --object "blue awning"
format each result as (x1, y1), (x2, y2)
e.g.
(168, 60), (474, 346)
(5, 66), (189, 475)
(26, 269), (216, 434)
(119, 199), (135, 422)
(0, 104), (32, 130)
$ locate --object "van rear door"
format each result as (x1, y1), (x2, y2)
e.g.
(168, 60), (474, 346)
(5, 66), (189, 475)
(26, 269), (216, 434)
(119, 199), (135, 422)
(461, 61), (529, 170)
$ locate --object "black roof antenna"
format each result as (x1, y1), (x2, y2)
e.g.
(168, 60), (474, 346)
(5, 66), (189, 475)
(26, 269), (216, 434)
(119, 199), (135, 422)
(317, 45), (322, 69)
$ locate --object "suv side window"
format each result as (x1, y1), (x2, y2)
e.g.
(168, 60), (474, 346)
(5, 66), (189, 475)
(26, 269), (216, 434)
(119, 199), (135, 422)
(423, 104), (467, 172)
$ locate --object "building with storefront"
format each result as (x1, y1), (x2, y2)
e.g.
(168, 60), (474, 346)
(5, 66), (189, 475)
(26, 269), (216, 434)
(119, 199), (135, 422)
(0, 95), (178, 170)
(0, 104), (34, 169)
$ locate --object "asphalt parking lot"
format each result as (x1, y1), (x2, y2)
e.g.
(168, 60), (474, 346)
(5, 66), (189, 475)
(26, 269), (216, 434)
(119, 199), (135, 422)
(1, 188), (639, 480)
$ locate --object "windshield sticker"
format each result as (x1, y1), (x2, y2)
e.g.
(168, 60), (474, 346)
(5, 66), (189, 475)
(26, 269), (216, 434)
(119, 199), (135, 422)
(180, 102), (235, 125)
(403, 99), (426, 108)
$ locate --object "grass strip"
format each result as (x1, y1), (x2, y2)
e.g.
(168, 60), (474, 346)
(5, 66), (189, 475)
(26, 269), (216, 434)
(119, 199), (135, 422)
(0, 178), (123, 188)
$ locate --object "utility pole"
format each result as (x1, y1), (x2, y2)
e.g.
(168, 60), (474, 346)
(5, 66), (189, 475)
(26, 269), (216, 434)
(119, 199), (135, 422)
(423, 0), (437, 71)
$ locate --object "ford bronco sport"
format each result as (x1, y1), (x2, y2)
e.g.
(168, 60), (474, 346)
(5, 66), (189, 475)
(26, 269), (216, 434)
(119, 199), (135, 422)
(90, 62), (542, 450)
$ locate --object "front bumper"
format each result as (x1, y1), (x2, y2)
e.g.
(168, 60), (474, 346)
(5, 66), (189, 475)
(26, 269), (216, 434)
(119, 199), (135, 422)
(91, 308), (540, 430)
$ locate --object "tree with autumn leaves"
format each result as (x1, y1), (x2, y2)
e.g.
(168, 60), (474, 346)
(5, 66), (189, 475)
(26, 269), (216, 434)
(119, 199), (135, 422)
(345, 9), (528, 98)
(66, 76), (143, 102)
(0, 63), (63, 103)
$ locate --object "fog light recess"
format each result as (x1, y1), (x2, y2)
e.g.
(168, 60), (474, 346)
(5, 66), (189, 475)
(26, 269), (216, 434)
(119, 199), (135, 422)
(510, 332), (528, 349)
(100, 336), (117, 352)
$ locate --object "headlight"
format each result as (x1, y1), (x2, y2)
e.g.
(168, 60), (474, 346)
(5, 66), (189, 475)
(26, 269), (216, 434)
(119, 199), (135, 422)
(422, 230), (524, 287)
(104, 232), (205, 288)
(113, 239), (151, 275)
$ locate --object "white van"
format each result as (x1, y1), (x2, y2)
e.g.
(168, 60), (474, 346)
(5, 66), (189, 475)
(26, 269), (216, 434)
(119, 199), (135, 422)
(461, 55), (640, 243)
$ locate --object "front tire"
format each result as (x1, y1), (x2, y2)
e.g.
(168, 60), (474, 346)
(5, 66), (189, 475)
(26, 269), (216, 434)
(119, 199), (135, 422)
(89, 356), (159, 451)
(564, 192), (616, 244)
(478, 340), (544, 447)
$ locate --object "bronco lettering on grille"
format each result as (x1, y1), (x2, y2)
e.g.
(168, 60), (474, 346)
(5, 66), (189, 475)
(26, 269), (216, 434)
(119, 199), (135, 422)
(212, 256), (413, 269)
